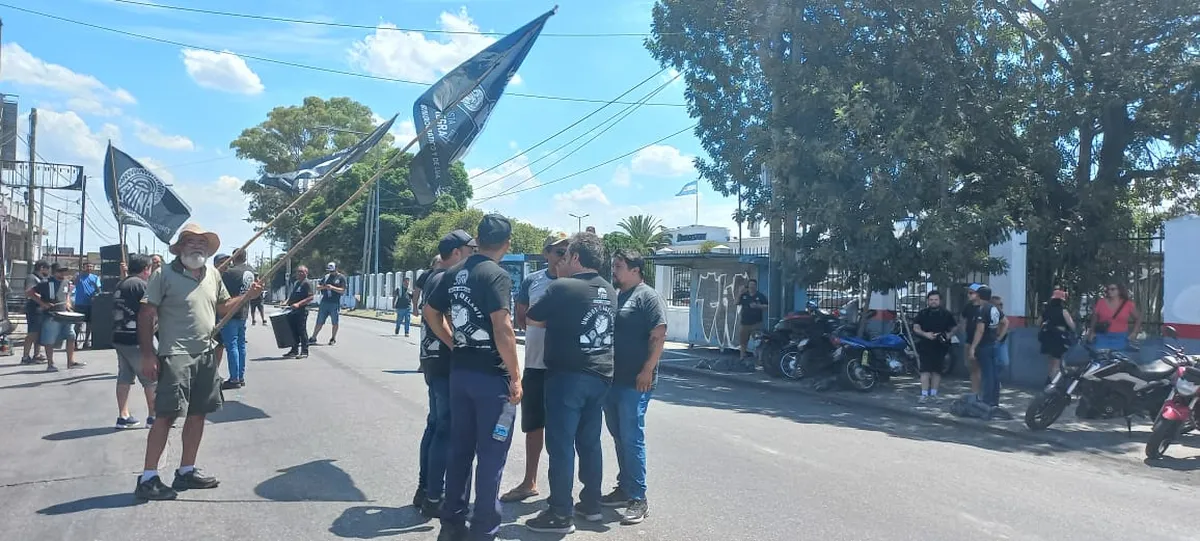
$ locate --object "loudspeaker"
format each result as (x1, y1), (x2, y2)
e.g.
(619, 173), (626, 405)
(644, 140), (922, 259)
(100, 261), (122, 277)
(99, 244), (127, 261)
(101, 277), (120, 292)
(89, 293), (116, 350)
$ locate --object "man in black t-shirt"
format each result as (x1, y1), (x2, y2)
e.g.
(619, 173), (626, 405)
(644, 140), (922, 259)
(412, 230), (475, 518)
(394, 276), (413, 336)
(599, 248), (666, 525)
(737, 279), (768, 366)
(912, 290), (957, 402)
(524, 233), (616, 534)
(310, 262), (346, 345)
(112, 255), (156, 429)
(426, 216), (521, 541)
(283, 266), (314, 358)
(961, 283), (983, 398)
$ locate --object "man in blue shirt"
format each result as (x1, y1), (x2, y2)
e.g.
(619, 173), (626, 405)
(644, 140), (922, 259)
(73, 262), (101, 348)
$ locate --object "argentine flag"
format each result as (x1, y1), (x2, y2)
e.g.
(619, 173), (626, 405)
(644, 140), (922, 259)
(675, 180), (698, 197)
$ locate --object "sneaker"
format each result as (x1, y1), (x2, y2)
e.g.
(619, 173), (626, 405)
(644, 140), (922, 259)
(308, 337), (318, 345)
(134, 475), (177, 501)
(395, 328), (400, 335)
(282, 351), (299, 359)
(420, 497), (442, 518)
(67, 361), (87, 369)
(989, 406), (1014, 421)
(412, 487), (426, 508)
(574, 502), (603, 522)
(526, 510), (575, 534)
(171, 468), (220, 490)
(297, 352), (309, 359)
(328, 339), (336, 346)
(115, 416), (142, 430)
(600, 487), (630, 507)
(144, 416), (176, 428)
(436, 522), (468, 541)
(20, 356), (34, 365)
(236, 379), (246, 388)
(45, 364), (59, 373)
(620, 499), (649, 525)
(220, 380), (240, 391)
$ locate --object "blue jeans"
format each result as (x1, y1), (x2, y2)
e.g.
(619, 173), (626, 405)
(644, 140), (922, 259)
(395, 308), (412, 335)
(441, 369), (514, 538)
(419, 374), (452, 500)
(1094, 332), (1129, 351)
(544, 371), (609, 517)
(994, 341), (1010, 371)
(220, 319), (247, 381)
(316, 301), (340, 325)
(603, 384), (652, 501)
(978, 342), (1000, 407)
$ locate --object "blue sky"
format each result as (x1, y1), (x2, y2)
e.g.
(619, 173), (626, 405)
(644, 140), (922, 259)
(0, 0), (741, 258)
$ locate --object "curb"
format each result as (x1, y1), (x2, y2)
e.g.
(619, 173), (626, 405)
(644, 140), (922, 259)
(656, 361), (1073, 449)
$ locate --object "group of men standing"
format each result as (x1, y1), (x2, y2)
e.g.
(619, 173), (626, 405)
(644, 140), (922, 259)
(413, 215), (667, 541)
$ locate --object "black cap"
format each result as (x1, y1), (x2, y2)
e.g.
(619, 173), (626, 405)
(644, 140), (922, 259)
(51, 263), (72, 273)
(976, 285), (993, 301)
(477, 214), (512, 246)
(438, 229), (476, 255)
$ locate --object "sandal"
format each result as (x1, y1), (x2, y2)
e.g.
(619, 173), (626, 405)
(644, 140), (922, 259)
(67, 362), (87, 369)
(499, 486), (539, 503)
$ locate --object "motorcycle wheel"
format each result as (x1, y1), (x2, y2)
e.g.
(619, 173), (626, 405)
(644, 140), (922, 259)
(1146, 418), (1181, 460)
(760, 344), (783, 378)
(1024, 391), (1070, 431)
(780, 350), (804, 380)
(838, 357), (877, 392)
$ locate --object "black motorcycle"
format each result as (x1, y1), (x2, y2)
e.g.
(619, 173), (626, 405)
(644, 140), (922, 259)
(1025, 342), (1176, 431)
(757, 312), (811, 378)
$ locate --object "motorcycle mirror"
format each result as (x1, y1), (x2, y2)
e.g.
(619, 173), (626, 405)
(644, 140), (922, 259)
(1163, 325), (1179, 339)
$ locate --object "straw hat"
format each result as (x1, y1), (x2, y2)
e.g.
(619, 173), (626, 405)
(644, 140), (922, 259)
(169, 223), (221, 257)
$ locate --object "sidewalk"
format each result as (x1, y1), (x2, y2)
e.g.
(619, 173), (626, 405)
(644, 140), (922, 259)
(656, 342), (1190, 462)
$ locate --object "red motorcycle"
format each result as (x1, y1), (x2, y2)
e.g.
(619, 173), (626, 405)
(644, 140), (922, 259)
(1145, 328), (1200, 459)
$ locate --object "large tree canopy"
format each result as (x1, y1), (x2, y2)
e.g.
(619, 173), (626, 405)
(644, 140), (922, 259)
(393, 208), (549, 271)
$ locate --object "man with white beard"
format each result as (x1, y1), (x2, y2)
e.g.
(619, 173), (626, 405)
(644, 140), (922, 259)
(134, 224), (263, 500)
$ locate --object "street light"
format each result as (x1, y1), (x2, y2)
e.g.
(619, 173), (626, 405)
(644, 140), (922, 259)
(569, 213), (590, 233)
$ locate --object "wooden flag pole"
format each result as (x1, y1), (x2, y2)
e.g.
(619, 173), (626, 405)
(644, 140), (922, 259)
(107, 142), (127, 271)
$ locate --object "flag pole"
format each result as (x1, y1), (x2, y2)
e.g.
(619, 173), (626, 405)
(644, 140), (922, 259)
(107, 141), (127, 271)
(208, 39), (526, 340)
(694, 189), (699, 226)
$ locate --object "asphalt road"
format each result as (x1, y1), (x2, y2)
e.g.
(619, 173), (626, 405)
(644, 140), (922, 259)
(2, 314), (1199, 541)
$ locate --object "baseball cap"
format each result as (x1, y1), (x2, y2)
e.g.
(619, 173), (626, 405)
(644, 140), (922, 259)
(543, 232), (569, 250)
(976, 285), (993, 300)
(968, 283), (984, 292)
(477, 214), (512, 245)
(51, 263), (71, 273)
(438, 229), (476, 255)
(214, 253), (231, 264)
(326, 262), (337, 272)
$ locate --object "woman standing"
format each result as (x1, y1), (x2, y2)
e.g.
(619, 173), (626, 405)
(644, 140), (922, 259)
(1089, 283), (1141, 351)
(1038, 288), (1075, 383)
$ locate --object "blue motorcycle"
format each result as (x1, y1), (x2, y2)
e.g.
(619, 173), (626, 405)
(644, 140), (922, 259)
(832, 319), (917, 392)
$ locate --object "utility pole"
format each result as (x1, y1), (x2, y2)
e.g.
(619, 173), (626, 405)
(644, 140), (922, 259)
(373, 182), (381, 276)
(53, 208), (59, 256)
(569, 213), (589, 233)
(25, 108), (35, 262)
(78, 175), (86, 269)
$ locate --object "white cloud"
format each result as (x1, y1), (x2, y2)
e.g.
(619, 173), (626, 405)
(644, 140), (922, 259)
(348, 8), (522, 83)
(181, 49), (265, 95)
(553, 184), (610, 211)
(133, 120), (195, 151)
(1, 43), (136, 116)
(611, 165), (632, 187)
(630, 144), (696, 177)
(467, 154), (541, 204)
(392, 120), (418, 147)
(21, 109), (120, 171)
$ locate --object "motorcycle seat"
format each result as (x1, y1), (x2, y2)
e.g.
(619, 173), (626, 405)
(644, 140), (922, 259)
(1133, 360), (1176, 380)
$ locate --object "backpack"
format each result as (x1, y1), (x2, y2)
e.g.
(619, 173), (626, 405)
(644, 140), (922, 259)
(949, 395), (992, 419)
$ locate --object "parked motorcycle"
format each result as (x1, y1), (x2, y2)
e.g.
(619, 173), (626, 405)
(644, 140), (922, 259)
(782, 304), (851, 380)
(1025, 334), (1179, 431)
(757, 311), (813, 378)
(1144, 327), (1199, 459)
(832, 329), (915, 392)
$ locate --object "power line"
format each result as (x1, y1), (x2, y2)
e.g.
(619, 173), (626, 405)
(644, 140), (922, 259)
(476, 123), (696, 203)
(0, 3), (687, 108)
(469, 68), (666, 186)
(111, 0), (664, 38)
(484, 72), (681, 198)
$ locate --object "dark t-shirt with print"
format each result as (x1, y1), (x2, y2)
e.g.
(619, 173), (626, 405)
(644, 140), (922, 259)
(527, 272), (616, 381)
(961, 303), (979, 344)
(427, 255), (512, 376)
(319, 272), (346, 304)
(915, 307), (956, 335)
(113, 276), (147, 346)
(739, 291), (768, 325)
(613, 282), (667, 388)
(221, 264), (256, 320)
(394, 286), (412, 310)
(419, 268), (451, 377)
(287, 280), (314, 306)
(970, 304), (1002, 346)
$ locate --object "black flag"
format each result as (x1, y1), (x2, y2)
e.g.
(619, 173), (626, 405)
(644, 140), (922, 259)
(256, 115), (398, 193)
(408, 8), (555, 205)
(104, 143), (191, 244)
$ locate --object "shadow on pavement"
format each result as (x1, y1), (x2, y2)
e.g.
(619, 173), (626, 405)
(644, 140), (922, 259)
(43, 427), (121, 441)
(652, 372), (1143, 459)
(208, 400), (270, 424)
(1144, 456), (1200, 471)
(328, 506), (434, 538)
(383, 370), (422, 375)
(0, 372), (115, 390)
(0, 369), (48, 377)
(64, 374), (118, 385)
(255, 459), (367, 502)
(250, 356), (295, 362)
(37, 493), (144, 515)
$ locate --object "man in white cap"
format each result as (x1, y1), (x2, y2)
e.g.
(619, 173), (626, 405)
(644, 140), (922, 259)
(310, 261), (347, 346)
(134, 224), (263, 501)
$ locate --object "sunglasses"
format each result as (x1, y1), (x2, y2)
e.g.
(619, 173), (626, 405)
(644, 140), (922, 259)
(553, 249), (567, 257)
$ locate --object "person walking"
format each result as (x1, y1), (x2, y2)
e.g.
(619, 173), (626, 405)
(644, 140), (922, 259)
(600, 248), (666, 525)
(73, 262), (101, 349)
(413, 230), (475, 519)
(21, 260), (50, 365)
(426, 214), (522, 541)
(216, 251), (255, 388)
(500, 232), (569, 505)
(249, 273), (266, 325)
(133, 224), (263, 500)
(912, 290), (956, 402)
(394, 276), (413, 336)
(112, 255), (156, 429)
(736, 279), (768, 370)
(310, 262), (346, 345)
(1038, 288), (1076, 383)
(524, 232), (616, 534)
(283, 266), (314, 359)
(1089, 282), (1142, 351)
(31, 263), (83, 372)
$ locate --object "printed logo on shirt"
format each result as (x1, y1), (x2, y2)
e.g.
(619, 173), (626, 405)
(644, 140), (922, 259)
(448, 269), (493, 350)
(579, 287), (614, 354)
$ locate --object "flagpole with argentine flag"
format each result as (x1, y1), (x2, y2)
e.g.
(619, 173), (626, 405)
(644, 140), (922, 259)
(676, 179), (699, 225)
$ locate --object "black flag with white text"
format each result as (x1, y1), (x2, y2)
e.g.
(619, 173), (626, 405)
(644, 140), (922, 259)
(104, 143), (191, 244)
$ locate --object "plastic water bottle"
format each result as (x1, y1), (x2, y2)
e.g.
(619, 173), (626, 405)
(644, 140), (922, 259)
(493, 402), (516, 442)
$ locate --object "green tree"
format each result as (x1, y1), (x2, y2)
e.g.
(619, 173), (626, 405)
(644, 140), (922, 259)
(393, 209), (549, 271)
(698, 240), (720, 254)
(617, 215), (670, 252)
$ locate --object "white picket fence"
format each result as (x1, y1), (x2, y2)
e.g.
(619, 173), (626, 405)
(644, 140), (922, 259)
(345, 270), (426, 311)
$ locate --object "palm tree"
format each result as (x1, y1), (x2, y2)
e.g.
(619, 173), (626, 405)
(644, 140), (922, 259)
(617, 215), (670, 253)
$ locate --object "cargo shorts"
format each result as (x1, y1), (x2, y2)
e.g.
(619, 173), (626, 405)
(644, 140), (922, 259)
(115, 343), (155, 386)
(155, 351), (222, 417)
